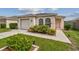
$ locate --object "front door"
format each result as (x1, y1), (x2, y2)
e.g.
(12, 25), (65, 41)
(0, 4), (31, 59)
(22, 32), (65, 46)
(56, 19), (61, 29)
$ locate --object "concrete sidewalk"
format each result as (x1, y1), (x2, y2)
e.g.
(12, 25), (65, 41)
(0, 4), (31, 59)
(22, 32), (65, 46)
(56, 30), (71, 43)
(19, 30), (71, 43)
(0, 30), (71, 43)
(0, 30), (18, 39)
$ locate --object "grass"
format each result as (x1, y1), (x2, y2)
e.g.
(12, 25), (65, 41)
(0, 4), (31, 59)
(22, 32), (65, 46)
(0, 39), (7, 48)
(64, 30), (79, 50)
(0, 34), (72, 51)
(0, 28), (11, 33)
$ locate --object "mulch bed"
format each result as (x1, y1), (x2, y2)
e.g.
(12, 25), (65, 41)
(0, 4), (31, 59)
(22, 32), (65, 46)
(2, 47), (13, 51)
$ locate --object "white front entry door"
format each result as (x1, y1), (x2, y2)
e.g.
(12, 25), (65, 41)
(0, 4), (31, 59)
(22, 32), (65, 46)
(20, 19), (30, 29)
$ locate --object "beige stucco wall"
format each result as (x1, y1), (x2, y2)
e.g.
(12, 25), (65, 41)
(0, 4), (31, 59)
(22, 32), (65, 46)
(51, 16), (55, 29)
(34, 16), (55, 29)
(60, 18), (64, 29)
(30, 17), (36, 27)
(6, 19), (18, 28)
(18, 16), (56, 29)
(18, 16), (64, 30)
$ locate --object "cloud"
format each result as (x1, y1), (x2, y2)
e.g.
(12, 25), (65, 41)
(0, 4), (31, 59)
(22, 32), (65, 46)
(63, 11), (79, 21)
(18, 8), (44, 14)
(51, 8), (59, 11)
(74, 11), (79, 14)
(18, 8), (41, 12)
(60, 11), (79, 17)
(18, 8), (59, 14)
(65, 11), (79, 17)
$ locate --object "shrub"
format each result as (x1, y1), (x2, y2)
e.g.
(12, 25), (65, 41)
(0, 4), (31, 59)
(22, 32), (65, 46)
(28, 25), (56, 35)
(64, 24), (71, 30)
(0, 24), (6, 28)
(47, 29), (56, 35)
(7, 34), (32, 51)
(38, 25), (49, 33)
(28, 27), (34, 32)
(33, 25), (39, 32)
(28, 25), (39, 32)
(9, 23), (18, 29)
(28, 25), (49, 33)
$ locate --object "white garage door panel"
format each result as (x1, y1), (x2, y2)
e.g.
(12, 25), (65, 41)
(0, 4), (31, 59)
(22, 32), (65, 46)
(21, 20), (30, 29)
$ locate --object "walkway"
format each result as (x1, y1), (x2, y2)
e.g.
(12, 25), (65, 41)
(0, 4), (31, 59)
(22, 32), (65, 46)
(19, 30), (71, 43)
(0, 30), (18, 39)
(0, 30), (71, 43)
(56, 30), (71, 43)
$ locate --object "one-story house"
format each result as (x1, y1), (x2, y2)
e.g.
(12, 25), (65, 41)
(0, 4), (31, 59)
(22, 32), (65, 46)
(0, 13), (65, 30)
(18, 13), (65, 30)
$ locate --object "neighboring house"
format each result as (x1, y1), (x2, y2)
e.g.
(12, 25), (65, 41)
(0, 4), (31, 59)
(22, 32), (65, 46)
(64, 20), (74, 27)
(0, 13), (65, 30)
(65, 18), (79, 30)
(0, 16), (18, 28)
(6, 16), (18, 28)
(18, 13), (65, 30)
(72, 19), (79, 29)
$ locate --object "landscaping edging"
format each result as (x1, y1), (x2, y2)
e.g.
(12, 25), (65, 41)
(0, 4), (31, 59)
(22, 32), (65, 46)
(0, 45), (39, 51)
(32, 45), (39, 51)
(0, 46), (8, 51)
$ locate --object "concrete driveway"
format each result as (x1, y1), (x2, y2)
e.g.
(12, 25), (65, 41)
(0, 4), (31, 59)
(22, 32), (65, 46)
(0, 30), (71, 44)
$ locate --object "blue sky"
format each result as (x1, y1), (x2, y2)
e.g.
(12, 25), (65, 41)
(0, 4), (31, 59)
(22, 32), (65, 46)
(0, 8), (79, 21)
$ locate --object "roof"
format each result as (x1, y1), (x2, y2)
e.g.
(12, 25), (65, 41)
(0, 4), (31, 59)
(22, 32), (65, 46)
(18, 13), (65, 19)
(74, 18), (79, 21)
(0, 16), (18, 20)
(18, 13), (58, 18)
(0, 13), (65, 20)
(55, 15), (65, 19)
(0, 16), (6, 19)
(69, 18), (79, 23)
(6, 16), (18, 20)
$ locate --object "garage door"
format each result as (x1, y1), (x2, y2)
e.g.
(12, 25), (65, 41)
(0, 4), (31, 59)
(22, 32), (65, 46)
(20, 19), (30, 29)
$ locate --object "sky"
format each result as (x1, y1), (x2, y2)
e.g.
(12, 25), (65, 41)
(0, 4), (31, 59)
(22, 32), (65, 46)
(0, 8), (79, 21)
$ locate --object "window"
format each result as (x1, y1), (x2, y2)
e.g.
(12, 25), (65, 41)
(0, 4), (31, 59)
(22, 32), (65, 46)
(45, 18), (51, 27)
(39, 19), (43, 25)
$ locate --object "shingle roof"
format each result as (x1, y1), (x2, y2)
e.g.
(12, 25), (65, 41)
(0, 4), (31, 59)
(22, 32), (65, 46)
(18, 13), (57, 17)
(0, 16), (6, 19)
(6, 16), (18, 20)
(0, 13), (65, 19)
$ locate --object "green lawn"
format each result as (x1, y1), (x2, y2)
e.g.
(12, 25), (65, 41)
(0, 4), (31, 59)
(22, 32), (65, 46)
(64, 30), (79, 50)
(0, 28), (11, 33)
(0, 34), (72, 51)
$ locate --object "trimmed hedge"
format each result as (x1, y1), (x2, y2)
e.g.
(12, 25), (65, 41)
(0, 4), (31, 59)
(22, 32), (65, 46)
(0, 24), (6, 28)
(28, 25), (56, 35)
(9, 23), (18, 29)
